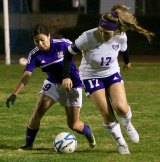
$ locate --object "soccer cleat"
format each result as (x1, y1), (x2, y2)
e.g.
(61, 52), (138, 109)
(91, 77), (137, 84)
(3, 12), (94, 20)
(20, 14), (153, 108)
(118, 143), (130, 154)
(18, 144), (33, 150)
(123, 122), (139, 143)
(85, 125), (96, 148)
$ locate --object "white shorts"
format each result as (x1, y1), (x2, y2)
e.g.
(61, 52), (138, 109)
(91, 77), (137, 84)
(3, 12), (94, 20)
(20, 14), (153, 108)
(39, 79), (82, 108)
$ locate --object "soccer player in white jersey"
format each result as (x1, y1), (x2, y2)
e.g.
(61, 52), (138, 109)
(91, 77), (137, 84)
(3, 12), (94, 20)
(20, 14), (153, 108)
(62, 4), (154, 154)
(6, 24), (96, 150)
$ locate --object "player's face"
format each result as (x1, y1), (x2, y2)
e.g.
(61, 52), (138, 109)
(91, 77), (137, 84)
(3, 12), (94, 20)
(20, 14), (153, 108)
(34, 34), (50, 51)
(98, 26), (114, 42)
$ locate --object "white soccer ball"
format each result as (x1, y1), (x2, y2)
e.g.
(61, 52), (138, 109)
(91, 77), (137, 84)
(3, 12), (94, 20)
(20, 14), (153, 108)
(53, 132), (77, 153)
(19, 57), (28, 65)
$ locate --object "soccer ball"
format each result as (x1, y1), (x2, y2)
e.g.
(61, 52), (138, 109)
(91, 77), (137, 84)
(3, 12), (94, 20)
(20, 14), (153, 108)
(53, 132), (77, 153)
(19, 57), (28, 65)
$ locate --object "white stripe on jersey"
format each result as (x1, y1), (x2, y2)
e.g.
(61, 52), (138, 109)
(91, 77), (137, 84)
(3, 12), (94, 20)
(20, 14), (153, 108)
(39, 58), (63, 68)
(52, 38), (72, 45)
(27, 47), (39, 64)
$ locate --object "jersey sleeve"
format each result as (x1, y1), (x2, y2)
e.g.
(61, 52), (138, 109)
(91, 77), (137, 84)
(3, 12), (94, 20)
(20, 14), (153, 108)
(24, 53), (37, 72)
(119, 33), (127, 52)
(119, 50), (130, 64)
(75, 32), (88, 51)
(68, 32), (88, 55)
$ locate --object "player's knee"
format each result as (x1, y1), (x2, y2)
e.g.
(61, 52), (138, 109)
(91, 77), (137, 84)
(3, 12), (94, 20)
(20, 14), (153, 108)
(112, 102), (129, 116)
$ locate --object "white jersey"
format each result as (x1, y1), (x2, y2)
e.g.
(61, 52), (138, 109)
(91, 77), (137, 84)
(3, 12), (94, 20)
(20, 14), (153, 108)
(70, 28), (127, 80)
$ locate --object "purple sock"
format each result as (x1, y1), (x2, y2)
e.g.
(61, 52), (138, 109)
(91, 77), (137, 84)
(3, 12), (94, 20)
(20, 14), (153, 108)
(82, 124), (91, 135)
(26, 127), (39, 145)
(76, 124), (91, 135)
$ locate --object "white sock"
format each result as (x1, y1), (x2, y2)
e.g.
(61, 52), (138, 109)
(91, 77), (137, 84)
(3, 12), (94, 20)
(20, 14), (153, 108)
(104, 121), (126, 146)
(120, 107), (132, 127)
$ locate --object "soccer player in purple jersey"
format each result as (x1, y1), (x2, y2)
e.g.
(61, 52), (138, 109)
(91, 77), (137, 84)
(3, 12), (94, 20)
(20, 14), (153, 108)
(6, 24), (96, 150)
(62, 5), (154, 154)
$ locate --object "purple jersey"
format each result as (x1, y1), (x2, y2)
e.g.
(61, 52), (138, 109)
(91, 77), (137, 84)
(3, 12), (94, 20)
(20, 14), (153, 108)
(25, 39), (82, 88)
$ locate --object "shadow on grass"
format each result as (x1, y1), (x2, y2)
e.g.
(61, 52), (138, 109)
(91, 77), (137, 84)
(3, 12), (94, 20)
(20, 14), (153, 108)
(32, 147), (117, 155)
(0, 144), (18, 150)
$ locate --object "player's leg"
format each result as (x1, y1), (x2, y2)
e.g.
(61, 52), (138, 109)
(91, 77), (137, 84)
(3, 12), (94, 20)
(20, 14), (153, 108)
(90, 88), (130, 154)
(108, 82), (139, 144)
(19, 80), (58, 150)
(19, 94), (55, 150)
(65, 87), (96, 148)
(65, 105), (96, 148)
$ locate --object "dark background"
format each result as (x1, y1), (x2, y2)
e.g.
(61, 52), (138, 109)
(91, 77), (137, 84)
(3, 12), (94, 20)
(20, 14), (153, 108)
(0, 0), (160, 56)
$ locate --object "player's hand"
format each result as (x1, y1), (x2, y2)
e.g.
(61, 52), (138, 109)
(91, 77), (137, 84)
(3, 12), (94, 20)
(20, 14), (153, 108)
(6, 94), (17, 108)
(123, 62), (131, 71)
(62, 78), (73, 91)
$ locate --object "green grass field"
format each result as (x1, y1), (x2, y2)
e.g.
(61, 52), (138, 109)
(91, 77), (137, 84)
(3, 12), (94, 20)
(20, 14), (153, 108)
(0, 62), (160, 162)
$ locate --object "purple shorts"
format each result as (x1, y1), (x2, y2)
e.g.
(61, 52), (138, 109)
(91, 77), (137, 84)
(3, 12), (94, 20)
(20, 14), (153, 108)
(82, 72), (123, 96)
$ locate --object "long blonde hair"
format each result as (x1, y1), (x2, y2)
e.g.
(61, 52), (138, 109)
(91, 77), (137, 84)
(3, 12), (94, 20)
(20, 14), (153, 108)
(110, 4), (154, 43)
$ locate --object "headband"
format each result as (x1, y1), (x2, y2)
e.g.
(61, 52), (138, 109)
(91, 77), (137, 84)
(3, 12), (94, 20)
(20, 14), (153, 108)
(111, 11), (118, 17)
(99, 15), (119, 31)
